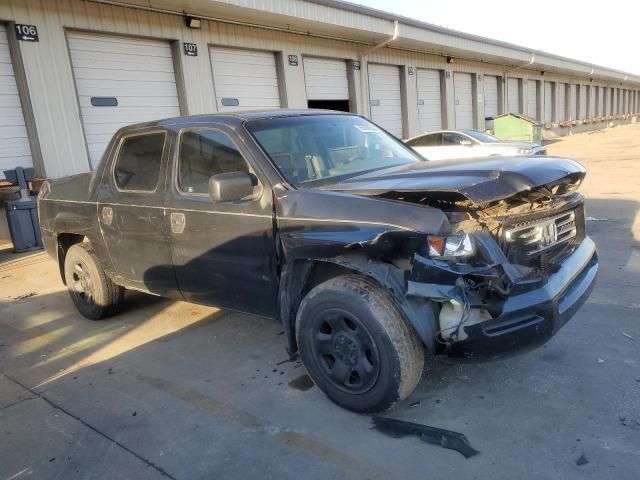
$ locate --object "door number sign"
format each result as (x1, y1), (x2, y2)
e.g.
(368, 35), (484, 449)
(15, 24), (39, 42)
(183, 43), (198, 56)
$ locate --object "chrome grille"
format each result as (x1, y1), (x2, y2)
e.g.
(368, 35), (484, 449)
(505, 210), (577, 256)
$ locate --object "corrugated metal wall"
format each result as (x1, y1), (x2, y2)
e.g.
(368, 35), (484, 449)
(0, 0), (638, 177)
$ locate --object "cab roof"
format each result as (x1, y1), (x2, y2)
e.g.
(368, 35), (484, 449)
(120, 109), (354, 132)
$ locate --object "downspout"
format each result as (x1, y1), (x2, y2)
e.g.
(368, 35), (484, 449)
(361, 20), (399, 57)
(359, 20), (399, 117)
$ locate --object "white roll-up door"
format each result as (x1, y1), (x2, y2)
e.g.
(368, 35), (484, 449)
(453, 72), (473, 129)
(367, 64), (403, 137)
(603, 88), (609, 115)
(303, 57), (348, 101)
(416, 68), (442, 132)
(507, 77), (520, 113)
(569, 85), (577, 120)
(484, 75), (499, 119)
(557, 83), (566, 121)
(588, 86), (595, 118)
(67, 31), (180, 168)
(527, 80), (538, 120)
(579, 85), (587, 119)
(210, 47), (281, 113)
(544, 82), (553, 123)
(0, 24), (32, 176)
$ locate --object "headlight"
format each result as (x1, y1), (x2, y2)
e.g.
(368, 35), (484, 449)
(516, 148), (532, 155)
(427, 234), (474, 258)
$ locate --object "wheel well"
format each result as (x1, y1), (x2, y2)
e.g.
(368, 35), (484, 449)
(57, 233), (86, 285)
(305, 261), (357, 294)
(280, 260), (359, 356)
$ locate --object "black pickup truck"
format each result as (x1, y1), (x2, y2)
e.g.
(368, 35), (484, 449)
(38, 110), (597, 413)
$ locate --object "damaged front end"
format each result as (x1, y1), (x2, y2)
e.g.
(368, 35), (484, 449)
(277, 156), (598, 360)
(379, 179), (598, 359)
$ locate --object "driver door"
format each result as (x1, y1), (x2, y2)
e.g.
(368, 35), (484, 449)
(164, 125), (278, 317)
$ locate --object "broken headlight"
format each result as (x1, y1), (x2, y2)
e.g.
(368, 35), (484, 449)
(427, 234), (474, 258)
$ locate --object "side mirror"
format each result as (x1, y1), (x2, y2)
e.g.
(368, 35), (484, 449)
(460, 139), (473, 146)
(209, 171), (254, 203)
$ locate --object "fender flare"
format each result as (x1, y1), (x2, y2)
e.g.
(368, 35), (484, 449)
(278, 254), (438, 356)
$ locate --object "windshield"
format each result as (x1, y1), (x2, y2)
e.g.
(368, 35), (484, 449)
(463, 130), (501, 143)
(246, 115), (422, 186)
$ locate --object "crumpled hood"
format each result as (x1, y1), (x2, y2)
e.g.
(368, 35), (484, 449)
(321, 155), (585, 203)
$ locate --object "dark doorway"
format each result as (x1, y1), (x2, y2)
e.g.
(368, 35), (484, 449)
(307, 99), (350, 112)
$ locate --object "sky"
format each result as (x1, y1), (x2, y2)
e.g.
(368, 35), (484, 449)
(355, 0), (640, 75)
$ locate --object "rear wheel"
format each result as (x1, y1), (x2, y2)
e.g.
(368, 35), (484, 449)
(296, 274), (424, 413)
(64, 243), (124, 320)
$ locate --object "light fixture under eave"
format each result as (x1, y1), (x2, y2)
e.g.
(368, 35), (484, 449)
(185, 16), (201, 29)
(446, 56), (454, 64)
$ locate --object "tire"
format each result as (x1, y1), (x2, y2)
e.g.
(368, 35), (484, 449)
(64, 243), (124, 320)
(296, 274), (424, 413)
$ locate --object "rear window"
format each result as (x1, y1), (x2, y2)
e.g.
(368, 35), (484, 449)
(114, 133), (165, 191)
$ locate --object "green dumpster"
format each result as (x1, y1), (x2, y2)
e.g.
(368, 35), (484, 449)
(492, 113), (543, 144)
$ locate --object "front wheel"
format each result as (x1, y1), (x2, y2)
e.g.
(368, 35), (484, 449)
(296, 275), (424, 413)
(64, 243), (124, 320)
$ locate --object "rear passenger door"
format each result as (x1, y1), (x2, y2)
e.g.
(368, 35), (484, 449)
(97, 129), (177, 297)
(165, 126), (278, 317)
(441, 132), (475, 159)
(409, 133), (443, 160)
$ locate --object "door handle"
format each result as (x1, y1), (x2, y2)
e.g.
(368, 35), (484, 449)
(170, 212), (186, 234)
(102, 206), (113, 226)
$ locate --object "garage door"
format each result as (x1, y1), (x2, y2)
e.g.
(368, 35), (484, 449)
(0, 24), (32, 176)
(544, 82), (553, 123)
(569, 85), (577, 120)
(507, 77), (520, 113)
(303, 57), (348, 101)
(367, 64), (403, 137)
(527, 80), (538, 120)
(210, 47), (281, 113)
(453, 72), (473, 129)
(68, 32), (180, 168)
(484, 75), (499, 119)
(416, 69), (442, 132)
(557, 83), (566, 121)
(579, 85), (587, 119)
(587, 86), (594, 118)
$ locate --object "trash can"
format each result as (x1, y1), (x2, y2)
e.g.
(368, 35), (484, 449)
(3, 167), (43, 252)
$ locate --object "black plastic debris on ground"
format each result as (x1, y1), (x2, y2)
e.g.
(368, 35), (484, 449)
(288, 374), (315, 391)
(576, 453), (589, 466)
(371, 416), (479, 459)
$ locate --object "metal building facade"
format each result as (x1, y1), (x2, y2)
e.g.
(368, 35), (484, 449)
(0, 0), (639, 179)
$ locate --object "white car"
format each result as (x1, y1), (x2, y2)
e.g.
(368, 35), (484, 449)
(405, 129), (547, 161)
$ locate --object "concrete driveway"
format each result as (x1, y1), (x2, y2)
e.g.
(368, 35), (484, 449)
(1, 124), (639, 479)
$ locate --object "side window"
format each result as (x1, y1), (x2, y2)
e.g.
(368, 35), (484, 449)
(417, 134), (441, 147)
(114, 132), (165, 191)
(442, 133), (464, 146)
(178, 130), (249, 194)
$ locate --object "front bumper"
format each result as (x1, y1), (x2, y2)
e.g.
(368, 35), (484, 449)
(448, 237), (598, 359)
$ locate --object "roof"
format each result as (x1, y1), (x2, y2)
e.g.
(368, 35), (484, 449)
(120, 109), (354, 131)
(322, 0), (637, 79)
(492, 113), (538, 123)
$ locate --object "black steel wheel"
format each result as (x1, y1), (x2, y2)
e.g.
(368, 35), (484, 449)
(296, 274), (424, 413)
(64, 243), (124, 320)
(310, 308), (380, 394)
